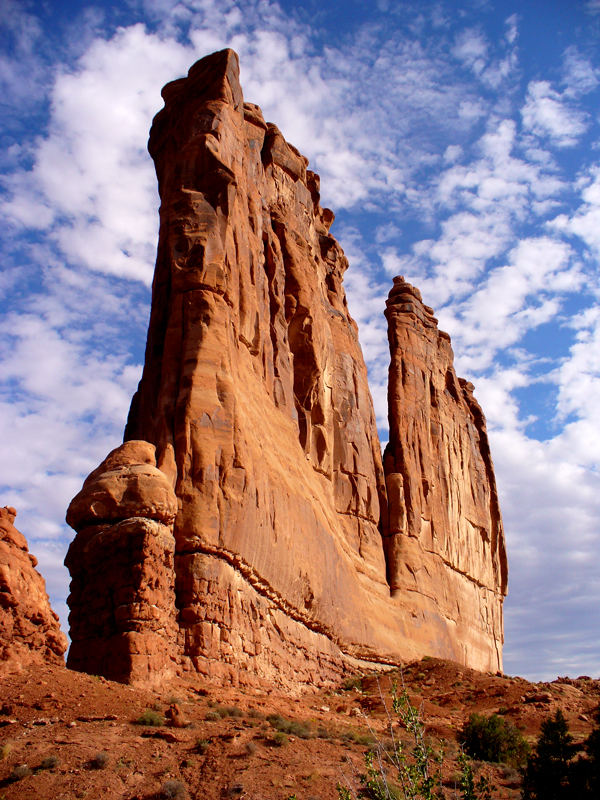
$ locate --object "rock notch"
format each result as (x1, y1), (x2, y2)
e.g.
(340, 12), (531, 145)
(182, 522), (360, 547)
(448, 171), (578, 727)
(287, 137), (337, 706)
(1, 506), (67, 672)
(65, 49), (507, 688)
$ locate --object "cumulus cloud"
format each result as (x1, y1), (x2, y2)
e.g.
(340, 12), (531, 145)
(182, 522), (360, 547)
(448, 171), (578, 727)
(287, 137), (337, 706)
(551, 165), (600, 258)
(521, 80), (588, 147)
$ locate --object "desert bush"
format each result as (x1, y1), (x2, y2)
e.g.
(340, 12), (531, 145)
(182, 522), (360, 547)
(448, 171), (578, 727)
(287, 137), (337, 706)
(342, 675), (364, 692)
(10, 763), (33, 781)
(340, 729), (376, 746)
(134, 708), (165, 726)
(40, 754), (59, 769)
(161, 779), (187, 799)
(266, 713), (313, 739)
(458, 712), (529, 766)
(207, 703), (243, 718)
(338, 686), (493, 800)
(195, 738), (211, 754)
(90, 751), (109, 769)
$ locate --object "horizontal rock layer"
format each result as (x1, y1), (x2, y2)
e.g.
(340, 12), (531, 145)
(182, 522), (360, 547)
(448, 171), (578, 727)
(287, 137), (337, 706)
(65, 49), (507, 688)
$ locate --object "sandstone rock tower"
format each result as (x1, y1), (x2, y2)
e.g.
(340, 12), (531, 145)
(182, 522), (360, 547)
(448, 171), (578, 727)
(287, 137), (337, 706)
(65, 49), (507, 688)
(1, 506), (67, 673)
(383, 279), (508, 671)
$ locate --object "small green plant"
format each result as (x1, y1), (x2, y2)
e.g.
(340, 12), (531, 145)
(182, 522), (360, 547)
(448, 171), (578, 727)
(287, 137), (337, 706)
(160, 779), (187, 799)
(458, 713), (529, 767)
(338, 684), (493, 800)
(340, 728), (376, 746)
(343, 675), (364, 691)
(134, 708), (165, 726)
(271, 731), (287, 747)
(266, 713), (313, 738)
(457, 751), (492, 800)
(195, 738), (211, 754)
(205, 710), (221, 721)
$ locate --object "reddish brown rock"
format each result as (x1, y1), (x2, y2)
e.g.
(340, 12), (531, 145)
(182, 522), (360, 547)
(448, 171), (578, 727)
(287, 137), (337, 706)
(65, 49), (507, 688)
(0, 506), (67, 672)
(383, 277), (508, 670)
(65, 442), (179, 686)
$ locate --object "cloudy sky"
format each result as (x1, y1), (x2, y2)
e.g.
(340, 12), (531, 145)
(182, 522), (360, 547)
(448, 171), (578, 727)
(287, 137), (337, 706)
(1, 0), (600, 681)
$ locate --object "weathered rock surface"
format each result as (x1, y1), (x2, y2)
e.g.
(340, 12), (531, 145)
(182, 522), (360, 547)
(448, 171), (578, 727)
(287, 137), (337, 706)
(0, 506), (67, 672)
(65, 441), (178, 685)
(65, 49), (507, 688)
(383, 277), (508, 670)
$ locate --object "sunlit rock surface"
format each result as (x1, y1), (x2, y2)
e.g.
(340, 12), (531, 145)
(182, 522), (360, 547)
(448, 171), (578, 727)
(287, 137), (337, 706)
(383, 277), (508, 672)
(65, 49), (507, 688)
(0, 506), (67, 672)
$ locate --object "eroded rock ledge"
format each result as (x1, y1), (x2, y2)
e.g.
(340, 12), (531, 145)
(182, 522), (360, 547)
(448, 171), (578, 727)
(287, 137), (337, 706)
(65, 49), (507, 689)
(1, 506), (67, 673)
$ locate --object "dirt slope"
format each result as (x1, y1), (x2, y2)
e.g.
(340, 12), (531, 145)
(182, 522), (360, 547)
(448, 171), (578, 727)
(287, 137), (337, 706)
(1, 658), (598, 800)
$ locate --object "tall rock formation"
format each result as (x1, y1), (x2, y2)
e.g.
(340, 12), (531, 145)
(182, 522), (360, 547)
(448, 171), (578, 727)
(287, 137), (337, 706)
(383, 278), (507, 670)
(0, 506), (67, 672)
(65, 49), (507, 688)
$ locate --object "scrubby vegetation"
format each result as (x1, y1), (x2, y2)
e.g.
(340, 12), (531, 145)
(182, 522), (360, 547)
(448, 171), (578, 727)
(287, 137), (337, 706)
(458, 712), (529, 767)
(134, 708), (165, 726)
(338, 687), (492, 800)
(521, 707), (600, 799)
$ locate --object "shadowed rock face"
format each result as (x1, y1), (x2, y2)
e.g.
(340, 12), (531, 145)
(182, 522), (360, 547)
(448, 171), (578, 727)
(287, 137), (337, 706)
(65, 49), (507, 689)
(0, 506), (67, 672)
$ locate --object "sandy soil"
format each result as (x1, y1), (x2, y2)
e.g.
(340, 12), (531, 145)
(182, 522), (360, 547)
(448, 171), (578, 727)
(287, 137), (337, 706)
(1, 657), (598, 799)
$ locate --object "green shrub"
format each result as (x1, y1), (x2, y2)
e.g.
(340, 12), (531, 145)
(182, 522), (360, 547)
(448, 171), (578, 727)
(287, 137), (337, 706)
(195, 738), (210, 754)
(338, 686), (494, 800)
(39, 755), (59, 770)
(266, 713), (313, 739)
(205, 704), (243, 719)
(134, 708), (165, 727)
(458, 712), (529, 766)
(342, 675), (364, 691)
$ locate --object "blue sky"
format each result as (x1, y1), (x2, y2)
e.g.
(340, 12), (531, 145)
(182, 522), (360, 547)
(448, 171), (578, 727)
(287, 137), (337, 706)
(1, 0), (600, 681)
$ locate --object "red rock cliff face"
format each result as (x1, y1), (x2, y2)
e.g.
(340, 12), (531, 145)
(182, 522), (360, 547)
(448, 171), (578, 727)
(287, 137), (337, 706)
(1, 506), (67, 673)
(383, 278), (507, 671)
(65, 49), (507, 688)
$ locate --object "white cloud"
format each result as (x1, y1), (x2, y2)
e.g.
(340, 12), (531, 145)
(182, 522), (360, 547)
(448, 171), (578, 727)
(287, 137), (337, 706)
(521, 80), (588, 147)
(551, 164), (600, 258)
(562, 46), (599, 97)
